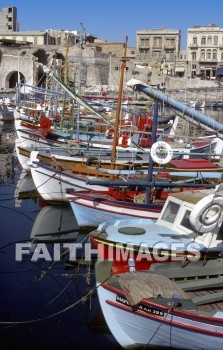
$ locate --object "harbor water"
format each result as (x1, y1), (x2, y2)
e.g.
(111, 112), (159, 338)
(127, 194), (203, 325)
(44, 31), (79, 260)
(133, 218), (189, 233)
(0, 158), (122, 349)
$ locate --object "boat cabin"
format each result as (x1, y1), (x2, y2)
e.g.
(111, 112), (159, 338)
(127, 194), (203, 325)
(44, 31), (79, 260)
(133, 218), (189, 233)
(157, 189), (223, 248)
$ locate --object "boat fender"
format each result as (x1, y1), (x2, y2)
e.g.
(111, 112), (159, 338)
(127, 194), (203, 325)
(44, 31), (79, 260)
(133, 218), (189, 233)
(105, 128), (114, 139)
(118, 135), (131, 148)
(86, 157), (98, 166)
(189, 194), (223, 233)
(150, 141), (173, 164)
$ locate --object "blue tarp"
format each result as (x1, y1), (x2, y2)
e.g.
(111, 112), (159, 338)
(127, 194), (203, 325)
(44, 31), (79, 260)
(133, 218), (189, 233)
(216, 67), (223, 76)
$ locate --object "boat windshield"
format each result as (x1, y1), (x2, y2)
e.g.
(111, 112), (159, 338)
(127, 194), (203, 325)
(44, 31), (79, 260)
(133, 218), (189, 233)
(160, 201), (180, 223)
(180, 209), (193, 231)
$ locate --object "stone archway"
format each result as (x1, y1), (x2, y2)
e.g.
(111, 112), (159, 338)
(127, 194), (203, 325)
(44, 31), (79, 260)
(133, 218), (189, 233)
(33, 48), (49, 87)
(6, 70), (26, 88)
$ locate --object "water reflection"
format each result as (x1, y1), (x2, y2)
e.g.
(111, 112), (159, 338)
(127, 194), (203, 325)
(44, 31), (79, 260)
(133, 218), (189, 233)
(30, 203), (79, 243)
(204, 107), (223, 123)
(0, 164), (120, 349)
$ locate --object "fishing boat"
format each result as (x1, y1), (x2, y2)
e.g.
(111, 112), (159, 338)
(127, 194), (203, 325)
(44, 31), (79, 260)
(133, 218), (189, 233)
(29, 151), (110, 201)
(90, 185), (223, 273)
(67, 175), (217, 229)
(28, 37), (151, 201)
(95, 258), (223, 350)
(70, 99), (223, 229)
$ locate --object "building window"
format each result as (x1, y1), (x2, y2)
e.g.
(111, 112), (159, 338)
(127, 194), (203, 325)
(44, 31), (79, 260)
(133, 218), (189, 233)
(207, 49), (211, 60)
(221, 52), (223, 60)
(152, 51), (160, 59)
(201, 36), (206, 45)
(115, 66), (119, 71)
(207, 36), (212, 45)
(201, 50), (205, 60)
(153, 37), (162, 47)
(8, 17), (12, 22)
(193, 36), (197, 45)
(140, 38), (145, 46)
(145, 39), (149, 46)
(192, 52), (196, 60)
(166, 52), (170, 60)
(213, 36), (218, 45)
(213, 49), (217, 60)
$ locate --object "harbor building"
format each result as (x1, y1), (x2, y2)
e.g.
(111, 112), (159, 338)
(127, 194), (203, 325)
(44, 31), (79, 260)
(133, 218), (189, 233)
(136, 28), (181, 76)
(0, 6), (18, 32)
(187, 24), (223, 80)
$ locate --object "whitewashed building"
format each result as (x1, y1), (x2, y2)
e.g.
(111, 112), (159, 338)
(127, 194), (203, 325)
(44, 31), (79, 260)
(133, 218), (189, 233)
(187, 24), (223, 79)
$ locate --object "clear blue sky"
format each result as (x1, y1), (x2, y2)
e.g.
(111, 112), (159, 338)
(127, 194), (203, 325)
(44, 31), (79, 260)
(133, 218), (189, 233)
(2, 0), (223, 49)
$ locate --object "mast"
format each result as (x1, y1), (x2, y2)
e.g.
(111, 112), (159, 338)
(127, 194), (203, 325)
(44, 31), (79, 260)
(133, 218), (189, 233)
(110, 36), (128, 171)
(145, 98), (159, 204)
(76, 22), (85, 139)
(64, 33), (69, 84)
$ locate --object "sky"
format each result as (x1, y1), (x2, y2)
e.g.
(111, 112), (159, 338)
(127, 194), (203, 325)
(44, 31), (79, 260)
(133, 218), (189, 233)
(1, 0), (223, 50)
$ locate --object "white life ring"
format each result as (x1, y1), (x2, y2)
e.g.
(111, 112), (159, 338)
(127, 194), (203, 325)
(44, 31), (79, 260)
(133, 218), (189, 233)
(105, 128), (114, 139)
(118, 135), (131, 148)
(189, 194), (223, 233)
(150, 141), (173, 165)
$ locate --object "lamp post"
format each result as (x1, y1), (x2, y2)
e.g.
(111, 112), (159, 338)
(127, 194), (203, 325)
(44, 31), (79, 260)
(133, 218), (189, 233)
(17, 49), (20, 86)
(17, 49), (21, 107)
(161, 57), (166, 90)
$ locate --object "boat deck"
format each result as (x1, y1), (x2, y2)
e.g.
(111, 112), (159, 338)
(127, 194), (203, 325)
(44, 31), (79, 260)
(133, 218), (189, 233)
(96, 259), (223, 315)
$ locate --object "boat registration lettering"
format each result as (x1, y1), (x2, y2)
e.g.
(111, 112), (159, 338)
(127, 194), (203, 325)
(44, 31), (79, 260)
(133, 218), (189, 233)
(116, 295), (164, 316)
(95, 213), (111, 220)
(29, 134), (39, 141)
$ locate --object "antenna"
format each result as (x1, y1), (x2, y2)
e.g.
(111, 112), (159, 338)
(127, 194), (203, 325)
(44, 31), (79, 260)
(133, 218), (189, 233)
(80, 22), (85, 32)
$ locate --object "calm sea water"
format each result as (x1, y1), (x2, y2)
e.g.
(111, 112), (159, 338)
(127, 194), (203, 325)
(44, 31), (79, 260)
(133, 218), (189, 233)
(0, 156), (122, 350)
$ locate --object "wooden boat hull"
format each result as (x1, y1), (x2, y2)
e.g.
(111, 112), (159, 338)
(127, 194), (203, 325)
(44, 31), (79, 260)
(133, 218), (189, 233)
(68, 190), (162, 228)
(95, 260), (223, 350)
(30, 162), (109, 201)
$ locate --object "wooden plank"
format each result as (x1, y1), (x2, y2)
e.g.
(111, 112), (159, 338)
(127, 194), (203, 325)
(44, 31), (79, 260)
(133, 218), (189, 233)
(150, 260), (223, 279)
(192, 291), (223, 306)
(177, 277), (223, 291)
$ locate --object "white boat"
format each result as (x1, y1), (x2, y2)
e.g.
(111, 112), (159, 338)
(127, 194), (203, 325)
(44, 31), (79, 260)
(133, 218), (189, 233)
(91, 186), (223, 272)
(67, 189), (162, 228)
(67, 176), (217, 229)
(95, 259), (223, 350)
(29, 151), (109, 201)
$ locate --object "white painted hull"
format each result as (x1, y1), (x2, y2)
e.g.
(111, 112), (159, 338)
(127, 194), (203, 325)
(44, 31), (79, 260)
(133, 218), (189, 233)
(97, 284), (223, 350)
(15, 139), (31, 171)
(30, 164), (108, 201)
(69, 195), (160, 227)
(16, 128), (60, 148)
